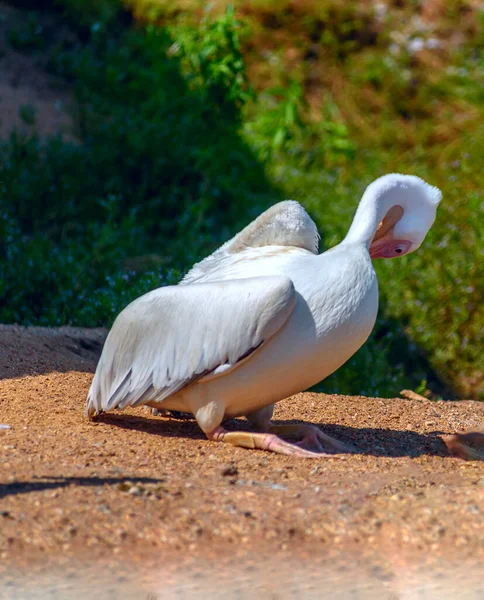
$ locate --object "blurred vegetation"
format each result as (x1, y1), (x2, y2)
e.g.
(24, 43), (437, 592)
(0, 0), (482, 398)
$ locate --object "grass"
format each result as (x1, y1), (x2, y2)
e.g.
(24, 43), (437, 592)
(0, 0), (482, 398)
(0, 6), (279, 323)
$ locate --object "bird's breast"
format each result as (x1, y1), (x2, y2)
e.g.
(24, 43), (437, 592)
(285, 249), (379, 380)
(205, 248), (379, 416)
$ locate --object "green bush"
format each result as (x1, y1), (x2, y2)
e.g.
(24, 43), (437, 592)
(0, 5), (279, 326)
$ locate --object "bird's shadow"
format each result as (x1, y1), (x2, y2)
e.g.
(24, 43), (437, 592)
(97, 412), (449, 458)
(0, 417), (450, 500)
(0, 475), (164, 500)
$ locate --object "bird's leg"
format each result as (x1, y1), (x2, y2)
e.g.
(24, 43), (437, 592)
(267, 423), (355, 454)
(246, 405), (274, 431)
(196, 401), (346, 457)
(148, 407), (192, 419)
(207, 426), (336, 458)
(146, 401), (192, 419)
(246, 406), (353, 453)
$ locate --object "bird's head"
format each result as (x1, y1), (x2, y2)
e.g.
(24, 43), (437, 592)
(367, 174), (442, 259)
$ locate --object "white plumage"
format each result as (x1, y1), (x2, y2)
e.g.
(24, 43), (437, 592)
(87, 174), (441, 457)
(88, 276), (296, 412)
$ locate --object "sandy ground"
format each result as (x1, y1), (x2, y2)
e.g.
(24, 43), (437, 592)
(0, 325), (483, 599)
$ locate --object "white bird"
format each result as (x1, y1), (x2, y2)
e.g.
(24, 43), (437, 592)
(86, 174), (441, 457)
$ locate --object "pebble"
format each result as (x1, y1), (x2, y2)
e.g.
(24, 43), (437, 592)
(221, 464), (238, 477)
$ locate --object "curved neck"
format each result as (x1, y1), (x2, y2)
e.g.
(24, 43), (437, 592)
(337, 173), (441, 252)
(342, 181), (401, 248)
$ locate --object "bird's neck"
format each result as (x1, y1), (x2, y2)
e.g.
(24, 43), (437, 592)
(342, 188), (394, 249)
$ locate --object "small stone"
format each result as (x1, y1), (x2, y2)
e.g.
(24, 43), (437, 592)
(267, 483), (287, 491)
(221, 464), (238, 477)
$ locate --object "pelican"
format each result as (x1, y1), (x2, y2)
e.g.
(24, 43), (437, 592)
(86, 174), (441, 457)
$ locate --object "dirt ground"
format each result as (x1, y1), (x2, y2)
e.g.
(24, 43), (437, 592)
(0, 325), (483, 599)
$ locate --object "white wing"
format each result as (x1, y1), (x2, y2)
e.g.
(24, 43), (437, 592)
(182, 200), (319, 284)
(86, 276), (296, 415)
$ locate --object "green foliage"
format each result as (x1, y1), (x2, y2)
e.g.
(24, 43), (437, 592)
(245, 83), (354, 165)
(0, 206), (178, 326)
(375, 149), (484, 399)
(53, 0), (123, 31)
(171, 6), (254, 120)
(7, 11), (45, 52)
(0, 4), (278, 327)
(18, 104), (37, 126)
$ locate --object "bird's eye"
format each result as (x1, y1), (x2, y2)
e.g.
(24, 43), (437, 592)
(391, 240), (412, 257)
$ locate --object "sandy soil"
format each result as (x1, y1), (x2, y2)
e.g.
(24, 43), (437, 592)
(0, 325), (483, 599)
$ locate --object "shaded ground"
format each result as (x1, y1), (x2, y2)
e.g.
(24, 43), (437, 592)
(0, 2), (74, 140)
(0, 326), (483, 599)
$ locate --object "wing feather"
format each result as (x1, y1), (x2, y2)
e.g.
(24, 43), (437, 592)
(86, 276), (296, 415)
(224, 200), (319, 254)
(182, 201), (319, 285)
